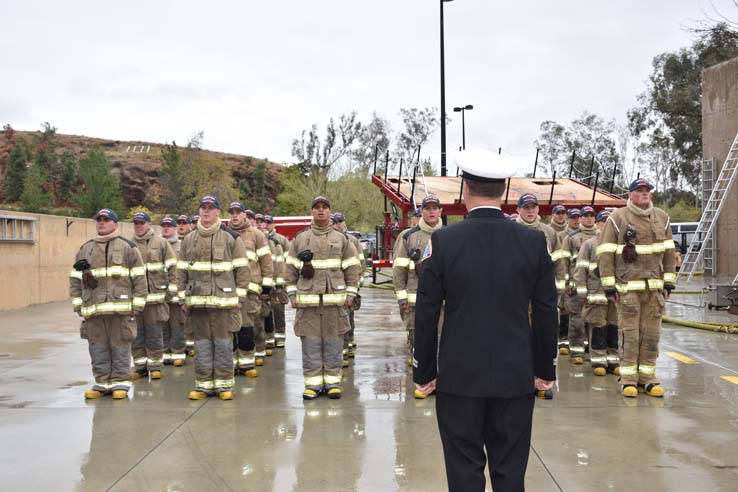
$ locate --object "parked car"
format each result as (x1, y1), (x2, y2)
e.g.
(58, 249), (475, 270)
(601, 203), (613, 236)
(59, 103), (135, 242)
(671, 222), (700, 254)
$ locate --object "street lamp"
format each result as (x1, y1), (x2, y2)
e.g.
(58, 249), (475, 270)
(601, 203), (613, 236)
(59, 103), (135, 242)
(440, 0), (454, 177)
(452, 104), (473, 150)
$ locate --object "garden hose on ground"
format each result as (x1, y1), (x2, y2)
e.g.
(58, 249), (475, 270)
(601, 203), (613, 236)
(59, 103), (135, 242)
(663, 316), (738, 334)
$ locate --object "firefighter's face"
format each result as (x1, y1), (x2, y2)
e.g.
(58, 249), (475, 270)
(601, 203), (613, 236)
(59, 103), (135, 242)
(229, 210), (246, 227)
(96, 217), (117, 235)
(552, 211), (566, 225)
(568, 216), (580, 228)
(422, 204), (441, 226)
(161, 224), (176, 238)
(333, 220), (345, 231)
(517, 203), (539, 224)
(581, 213), (595, 227)
(312, 202), (331, 223)
(629, 187), (652, 207)
(199, 204), (219, 226)
(176, 222), (189, 235)
(256, 219), (267, 231)
(133, 221), (151, 236)
(267, 222), (275, 232)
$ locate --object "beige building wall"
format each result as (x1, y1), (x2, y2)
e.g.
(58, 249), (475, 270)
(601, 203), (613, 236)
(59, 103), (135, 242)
(702, 58), (738, 280)
(0, 210), (144, 311)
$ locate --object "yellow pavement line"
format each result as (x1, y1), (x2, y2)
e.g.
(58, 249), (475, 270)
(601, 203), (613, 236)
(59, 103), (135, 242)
(665, 351), (697, 364)
(721, 376), (738, 385)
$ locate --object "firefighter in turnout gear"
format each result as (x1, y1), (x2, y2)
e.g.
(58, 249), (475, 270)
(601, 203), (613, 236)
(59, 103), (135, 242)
(130, 211), (177, 380)
(256, 213), (283, 356)
(552, 207), (580, 354)
(516, 194), (559, 253)
(285, 196), (361, 400)
(550, 204), (567, 233)
(160, 216), (187, 366)
(393, 195), (443, 399)
(265, 215), (290, 348)
(557, 206), (597, 364)
(70, 208), (147, 399)
(227, 202), (274, 378)
(332, 212), (363, 367)
(574, 210), (620, 376)
(597, 179), (676, 398)
(177, 195), (250, 400)
(176, 215), (195, 356)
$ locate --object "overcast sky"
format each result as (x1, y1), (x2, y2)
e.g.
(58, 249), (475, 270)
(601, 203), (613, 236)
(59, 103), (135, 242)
(1, 1), (731, 174)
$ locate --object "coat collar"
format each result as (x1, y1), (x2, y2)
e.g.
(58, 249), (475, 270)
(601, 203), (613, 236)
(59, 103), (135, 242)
(467, 207), (505, 220)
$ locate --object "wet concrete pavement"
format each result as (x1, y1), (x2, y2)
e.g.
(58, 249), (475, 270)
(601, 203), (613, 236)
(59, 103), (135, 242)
(2, 280), (738, 491)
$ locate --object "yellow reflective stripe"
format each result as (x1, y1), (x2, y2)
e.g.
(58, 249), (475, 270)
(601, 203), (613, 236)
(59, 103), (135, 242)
(262, 277), (275, 287)
(214, 378), (235, 388)
(176, 261), (190, 270)
(576, 287), (588, 296)
(407, 293), (417, 304)
(236, 288), (248, 297)
(550, 250), (565, 262)
(346, 286), (358, 295)
(248, 282), (262, 294)
(342, 257), (361, 270)
(663, 240), (675, 250)
(596, 243), (618, 255)
(196, 380), (215, 390)
(145, 262), (165, 272)
(555, 280), (566, 291)
(286, 285), (297, 294)
(132, 297), (147, 307)
(72, 297), (83, 307)
(396, 290), (408, 301)
(276, 277), (285, 286)
(311, 258), (342, 269)
(323, 293), (347, 305)
(79, 266), (135, 278)
(614, 279), (664, 293)
(177, 290), (186, 299)
(590, 356), (608, 364)
(165, 258), (177, 269)
(638, 365), (656, 375)
(184, 296), (239, 308)
(168, 284), (178, 293)
(232, 257), (249, 268)
(286, 256), (302, 268)
(324, 375), (341, 385)
(130, 266), (146, 277)
(70, 270), (83, 279)
(305, 375), (324, 386)
(663, 272), (676, 283)
(186, 261), (234, 272)
(601, 276), (616, 287)
(146, 293), (166, 302)
(588, 264), (598, 271)
(576, 260), (591, 270)
(648, 279), (664, 290)
(170, 296), (180, 303)
(394, 257), (411, 268)
(256, 246), (271, 257)
(81, 301), (132, 317)
(587, 293), (608, 304)
(296, 294), (321, 306)
(246, 251), (258, 261)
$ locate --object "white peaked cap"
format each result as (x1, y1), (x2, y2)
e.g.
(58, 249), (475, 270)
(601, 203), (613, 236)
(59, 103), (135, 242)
(453, 148), (517, 182)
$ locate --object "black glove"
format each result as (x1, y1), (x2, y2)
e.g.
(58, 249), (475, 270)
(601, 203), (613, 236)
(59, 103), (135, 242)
(604, 289), (618, 301)
(73, 259), (91, 271)
(73, 258), (98, 289)
(409, 248), (422, 262)
(664, 284), (675, 294)
(622, 226), (638, 264)
(298, 250), (315, 279)
(262, 286), (272, 295)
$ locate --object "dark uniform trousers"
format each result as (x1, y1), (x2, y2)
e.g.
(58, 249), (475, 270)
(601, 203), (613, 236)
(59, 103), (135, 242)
(436, 392), (534, 492)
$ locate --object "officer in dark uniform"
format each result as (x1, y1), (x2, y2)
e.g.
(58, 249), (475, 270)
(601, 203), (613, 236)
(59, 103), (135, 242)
(413, 148), (558, 492)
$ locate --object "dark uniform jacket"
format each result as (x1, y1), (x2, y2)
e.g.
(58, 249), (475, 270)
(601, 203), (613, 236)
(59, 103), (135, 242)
(413, 207), (558, 398)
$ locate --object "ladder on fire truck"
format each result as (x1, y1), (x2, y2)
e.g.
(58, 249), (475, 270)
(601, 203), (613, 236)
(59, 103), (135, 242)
(678, 131), (738, 283)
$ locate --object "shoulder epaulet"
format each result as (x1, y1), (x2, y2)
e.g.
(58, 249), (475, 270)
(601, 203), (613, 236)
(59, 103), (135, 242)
(220, 224), (240, 240)
(116, 237), (137, 248)
(294, 226), (311, 238)
(268, 235), (281, 246)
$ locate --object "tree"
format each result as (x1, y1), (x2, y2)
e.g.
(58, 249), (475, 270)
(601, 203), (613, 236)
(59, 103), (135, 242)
(353, 112), (392, 174)
(5, 140), (29, 202)
(239, 159), (268, 211)
(58, 151), (77, 205)
(156, 141), (187, 212)
(394, 107), (441, 174)
(628, 22), (738, 188)
(75, 149), (124, 218)
(20, 165), (53, 213)
(534, 111), (620, 182)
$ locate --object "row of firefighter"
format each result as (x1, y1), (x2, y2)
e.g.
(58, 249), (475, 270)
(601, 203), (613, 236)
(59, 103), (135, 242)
(70, 194), (363, 402)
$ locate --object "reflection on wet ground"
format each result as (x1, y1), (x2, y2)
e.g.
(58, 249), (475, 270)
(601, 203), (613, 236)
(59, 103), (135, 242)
(1, 276), (738, 491)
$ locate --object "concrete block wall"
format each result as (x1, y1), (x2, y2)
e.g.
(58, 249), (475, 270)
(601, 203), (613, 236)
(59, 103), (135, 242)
(702, 58), (738, 280)
(0, 210), (141, 311)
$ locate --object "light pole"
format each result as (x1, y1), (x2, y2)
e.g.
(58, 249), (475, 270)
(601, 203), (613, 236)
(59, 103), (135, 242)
(440, 0), (454, 177)
(453, 104), (473, 150)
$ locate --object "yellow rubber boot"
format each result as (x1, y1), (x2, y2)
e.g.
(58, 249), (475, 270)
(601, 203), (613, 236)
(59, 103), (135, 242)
(245, 369), (258, 378)
(407, 358), (413, 367)
(622, 385), (638, 398)
(173, 359), (184, 367)
(218, 391), (233, 400)
(572, 357), (584, 364)
(112, 390), (128, 399)
(644, 384), (665, 397)
(85, 389), (104, 399)
(189, 390), (208, 400)
(265, 349), (273, 357)
(593, 367), (606, 376)
(255, 358), (264, 367)
(303, 388), (320, 400)
(342, 359), (350, 368)
(132, 371), (146, 380)
(326, 388), (342, 399)
(559, 347), (570, 355)
(413, 389), (429, 399)
(150, 371), (162, 380)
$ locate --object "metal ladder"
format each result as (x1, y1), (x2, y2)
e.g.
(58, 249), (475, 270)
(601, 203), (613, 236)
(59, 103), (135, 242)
(678, 132), (738, 283)
(701, 158), (717, 276)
